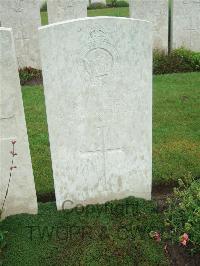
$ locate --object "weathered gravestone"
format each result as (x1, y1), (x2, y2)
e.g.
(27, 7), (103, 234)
(171, 0), (200, 51)
(0, 28), (38, 219)
(47, 0), (87, 24)
(39, 17), (152, 210)
(0, 0), (41, 68)
(129, 0), (168, 51)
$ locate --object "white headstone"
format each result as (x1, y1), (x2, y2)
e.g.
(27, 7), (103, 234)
(129, 0), (168, 50)
(171, 0), (200, 51)
(0, 28), (38, 219)
(0, 0), (41, 69)
(47, 0), (87, 24)
(39, 17), (152, 210)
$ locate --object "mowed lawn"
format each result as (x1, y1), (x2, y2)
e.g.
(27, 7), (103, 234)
(40, 7), (129, 25)
(22, 73), (200, 195)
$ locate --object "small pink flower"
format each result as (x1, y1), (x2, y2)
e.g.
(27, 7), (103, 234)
(181, 240), (187, 246)
(154, 232), (161, 242)
(11, 140), (16, 145)
(149, 231), (161, 242)
(180, 233), (189, 246)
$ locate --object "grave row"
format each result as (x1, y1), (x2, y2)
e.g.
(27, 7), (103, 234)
(0, 0), (199, 69)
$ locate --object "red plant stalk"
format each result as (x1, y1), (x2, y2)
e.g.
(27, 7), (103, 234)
(1, 140), (17, 213)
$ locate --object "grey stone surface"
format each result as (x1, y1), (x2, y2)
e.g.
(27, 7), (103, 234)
(39, 17), (152, 210)
(0, 0), (41, 69)
(47, 0), (87, 24)
(129, 0), (168, 50)
(172, 0), (200, 51)
(0, 28), (38, 219)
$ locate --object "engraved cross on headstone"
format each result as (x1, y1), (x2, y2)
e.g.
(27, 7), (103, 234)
(80, 125), (122, 181)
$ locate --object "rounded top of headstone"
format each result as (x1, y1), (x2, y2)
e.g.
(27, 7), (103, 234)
(39, 16), (152, 31)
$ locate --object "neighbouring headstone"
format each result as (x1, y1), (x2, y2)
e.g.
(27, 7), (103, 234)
(47, 0), (87, 24)
(39, 17), (152, 210)
(0, 28), (38, 219)
(0, 0), (41, 69)
(129, 0), (168, 51)
(171, 0), (200, 51)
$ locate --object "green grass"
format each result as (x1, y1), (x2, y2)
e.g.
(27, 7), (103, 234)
(22, 73), (200, 195)
(41, 11), (48, 26)
(153, 72), (200, 183)
(22, 86), (53, 195)
(1, 197), (168, 265)
(40, 7), (129, 26)
(88, 7), (129, 18)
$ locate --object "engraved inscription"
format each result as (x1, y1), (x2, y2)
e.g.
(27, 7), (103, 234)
(80, 28), (119, 80)
(184, 17), (197, 31)
(66, 0), (73, 8)
(182, 0), (200, 48)
(12, 0), (24, 12)
(83, 48), (114, 78)
(65, 0), (83, 8)
(10, 0), (30, 42)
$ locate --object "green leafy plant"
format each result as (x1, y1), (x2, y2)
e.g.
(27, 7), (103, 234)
(173, 48), (200, 71)
(106, 0), (117, 7)
(0, 204), (8, 264)
(88, 2), (106, 10)
(153, 48), (200, 74)
(19, 67), (42, 86)
(40, 1), (47, 12)
(164, 173), (200, 254)
(111, 0), (117, 7)
(115, 1), (129, 7)
(0, 212), (7, 258)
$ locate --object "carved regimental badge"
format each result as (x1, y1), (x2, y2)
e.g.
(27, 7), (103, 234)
(80, 28), (119, 82)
